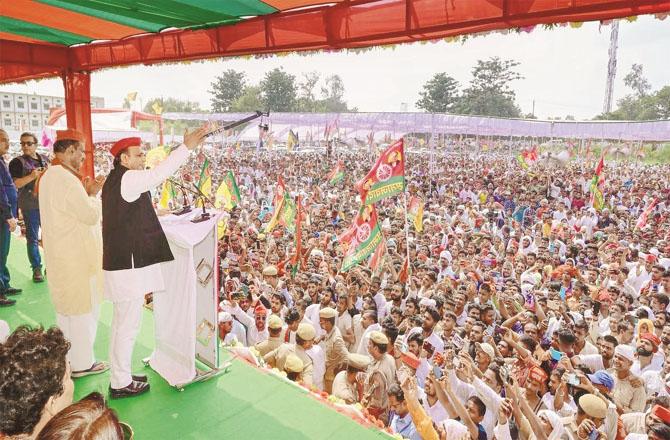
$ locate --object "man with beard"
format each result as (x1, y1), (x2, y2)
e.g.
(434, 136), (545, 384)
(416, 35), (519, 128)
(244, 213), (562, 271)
(632, 333), (663, 376)
(573, 334), (618, 371)
(610, 344), (646, 413)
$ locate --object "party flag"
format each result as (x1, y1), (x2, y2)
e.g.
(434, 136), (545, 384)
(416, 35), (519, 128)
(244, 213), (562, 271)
(356, 138), (405, 206)
(408, 196), (424, 233)
(215, 171), (241, 210)
(635, 198), (658, 230)
(398, 256), (410, 284)
(326, 161), (345, 185)
(287, 129), (298, 151)
(158, 180), (176, 209)
(341, 205), (383, 272)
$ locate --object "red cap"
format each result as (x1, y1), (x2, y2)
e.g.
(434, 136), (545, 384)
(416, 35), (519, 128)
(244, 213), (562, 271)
(254, 304), (267, 316)
(652, 404), (670, 424)
(55, 128), (86, 144)
(110, 137), (142, 157)
(400, 352), (420, 370)
(639, 333), (661, 351)
(597, 290), (612, 303)
(646, 254), (657, 263)
(528, 365), (548, 384)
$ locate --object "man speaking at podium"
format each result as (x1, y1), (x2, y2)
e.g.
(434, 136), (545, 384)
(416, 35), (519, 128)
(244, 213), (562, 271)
(102, 125), (209, 398)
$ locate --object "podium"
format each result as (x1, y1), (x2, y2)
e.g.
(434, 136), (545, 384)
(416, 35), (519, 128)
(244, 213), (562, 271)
(146, 209), (226, 389)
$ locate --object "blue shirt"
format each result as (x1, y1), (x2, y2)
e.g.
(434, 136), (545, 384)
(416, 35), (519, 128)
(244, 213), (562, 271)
(0, 160), (18, 221)
(390, 412), (421, 440)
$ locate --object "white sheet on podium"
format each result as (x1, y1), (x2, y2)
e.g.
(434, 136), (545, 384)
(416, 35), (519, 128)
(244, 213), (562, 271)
(149, 209), (222, 386)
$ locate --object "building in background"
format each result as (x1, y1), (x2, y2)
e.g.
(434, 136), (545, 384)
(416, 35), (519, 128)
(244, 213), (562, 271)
(0, 91), (105, 136)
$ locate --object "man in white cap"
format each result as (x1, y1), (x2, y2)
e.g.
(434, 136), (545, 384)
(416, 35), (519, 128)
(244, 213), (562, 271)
(474, 342), (495, 373)
(217, 311), (239, 345)
(611, 344), (646, 413)
(318, 307), (349, 393)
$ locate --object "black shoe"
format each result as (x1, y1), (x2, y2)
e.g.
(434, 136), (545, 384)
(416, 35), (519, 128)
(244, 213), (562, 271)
(33, 268), (44, 283)
(5, 287), (22, 295)
(132, 374), (148, 383)
(110, 380), (150, 399)
(0, 296), (15, 307)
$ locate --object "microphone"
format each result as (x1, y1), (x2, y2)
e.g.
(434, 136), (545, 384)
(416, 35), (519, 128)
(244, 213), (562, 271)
(189, 181), (215, 224)
(167, 178), (195, 216)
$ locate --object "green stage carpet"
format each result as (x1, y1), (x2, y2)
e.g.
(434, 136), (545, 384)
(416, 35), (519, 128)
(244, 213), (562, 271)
(0, 239), (385, 439)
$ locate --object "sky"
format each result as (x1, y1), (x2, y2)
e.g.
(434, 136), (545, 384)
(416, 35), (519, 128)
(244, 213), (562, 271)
(2, 15), (669, 120)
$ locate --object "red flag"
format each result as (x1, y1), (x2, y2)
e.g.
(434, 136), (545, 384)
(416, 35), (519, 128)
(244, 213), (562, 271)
(398, 256), (410, 284)
(355, 138), (405, 206)
(635, 198), (658, 230)
(369, 239), (386, 272)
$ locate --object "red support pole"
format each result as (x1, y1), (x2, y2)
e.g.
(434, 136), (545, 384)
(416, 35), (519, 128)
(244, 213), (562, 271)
(62, 70), (94, 178)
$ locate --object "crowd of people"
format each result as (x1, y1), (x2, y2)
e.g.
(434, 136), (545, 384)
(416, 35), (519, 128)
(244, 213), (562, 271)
(1, 124), (670, 439)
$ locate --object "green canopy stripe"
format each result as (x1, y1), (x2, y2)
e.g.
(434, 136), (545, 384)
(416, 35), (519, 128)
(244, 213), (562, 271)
(34, 0), (277, 33)
(0, 16), (89, 45)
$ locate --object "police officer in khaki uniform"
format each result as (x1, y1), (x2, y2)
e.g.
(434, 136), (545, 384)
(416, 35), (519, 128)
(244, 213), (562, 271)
(332, 352), (370, 404)
(264, 323), (316, 386)
(363, 331), (397, 424)
(318, 307), (350, 393)
(255, 315), (284, 357)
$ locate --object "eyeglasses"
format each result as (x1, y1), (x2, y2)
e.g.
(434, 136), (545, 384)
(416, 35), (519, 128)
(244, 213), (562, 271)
(20, 141), (36, 146)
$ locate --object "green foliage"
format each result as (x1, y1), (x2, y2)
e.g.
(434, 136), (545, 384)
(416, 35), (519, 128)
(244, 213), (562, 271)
(455, 57), (522, 117)
(209, 69), (246, 112)
(259, 68), (297, 111)
(595, 65), (670, 121)
(416, 73), (460, 113)
(143, 97), (202, 114)
(231, 86), (263, 112)
(417, 57), (522, 117)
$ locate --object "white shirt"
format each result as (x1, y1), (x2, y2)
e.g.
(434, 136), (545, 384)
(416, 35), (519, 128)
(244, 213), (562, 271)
(104, 144), (190, 302)
(356, 323), (381, 355)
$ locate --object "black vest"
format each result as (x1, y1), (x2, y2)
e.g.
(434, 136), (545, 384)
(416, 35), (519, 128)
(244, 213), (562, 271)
(102, 166), (173, 271)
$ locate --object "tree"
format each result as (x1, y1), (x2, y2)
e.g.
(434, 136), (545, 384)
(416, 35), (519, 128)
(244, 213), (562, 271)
(655, 86), (670, 119)
(318, 74), (349, 112)
(143, 97), (201, 114)
(454, 57), (522, 118)
(259, 68), (297, 111)
(231, 86), (263, 112)
(416, 73), (460, 113)
(296, 72), (320, 112)
(623, 64), (651, 98)
(209, 69), (246, 112)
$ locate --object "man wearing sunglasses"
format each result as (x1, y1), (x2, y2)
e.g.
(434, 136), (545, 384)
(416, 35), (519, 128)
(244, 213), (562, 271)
(9, 132), (49, 282)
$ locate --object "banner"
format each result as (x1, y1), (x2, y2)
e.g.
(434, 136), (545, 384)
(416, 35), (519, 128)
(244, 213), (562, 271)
(407, 195), (424, 233)
(326, 161), (345, 185)
(356, 138), (405, 205)
(341, 205), (383, 272)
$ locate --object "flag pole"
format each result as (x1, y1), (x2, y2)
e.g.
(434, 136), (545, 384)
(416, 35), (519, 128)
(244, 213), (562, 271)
(403, 181), (411, 267)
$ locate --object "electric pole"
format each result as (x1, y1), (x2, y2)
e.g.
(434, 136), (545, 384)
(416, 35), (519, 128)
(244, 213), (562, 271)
(603, 21), (620, 114)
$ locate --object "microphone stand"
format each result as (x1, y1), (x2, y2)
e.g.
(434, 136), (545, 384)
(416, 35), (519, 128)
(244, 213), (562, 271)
(189, 181), (215, 223)
(167, 178), (199, 216)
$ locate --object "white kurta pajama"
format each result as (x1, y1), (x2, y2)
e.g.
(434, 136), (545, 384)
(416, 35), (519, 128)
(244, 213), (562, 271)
(38, 164), (104, 371)
(104, 145), (190, 389)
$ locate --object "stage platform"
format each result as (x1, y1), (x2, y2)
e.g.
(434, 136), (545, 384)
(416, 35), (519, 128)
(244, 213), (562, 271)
(0, 240), (386, 439)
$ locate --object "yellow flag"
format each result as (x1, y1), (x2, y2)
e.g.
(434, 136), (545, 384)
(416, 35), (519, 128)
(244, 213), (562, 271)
(126, 91), (137, 102)
(145, 146), (167, 168)
(159, 180), (171, 209)
(152, 101), (163, 115)
(217, 219), (227, 240)
(215, 181), (233, 210)
(414, 203), (424, 233)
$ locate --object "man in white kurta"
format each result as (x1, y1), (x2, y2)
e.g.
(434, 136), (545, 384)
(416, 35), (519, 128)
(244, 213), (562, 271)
(102, 127), (208, 397)
(38, 128), (107, 375)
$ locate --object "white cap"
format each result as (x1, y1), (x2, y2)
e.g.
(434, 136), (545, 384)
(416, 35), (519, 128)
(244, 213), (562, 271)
(614, 344), (635, 362)
(218, 311), (233, 323)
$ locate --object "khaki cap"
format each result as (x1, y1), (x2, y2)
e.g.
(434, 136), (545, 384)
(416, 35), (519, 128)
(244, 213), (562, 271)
(578, 394), (607, 419)
(262, 265), (278, 276)
(369, 331), (388, 345)
(296, 323), (316, 341)
(284, 354), (304, 373)
(268, 315), (283, 330)
(319, 307), (337, 319)
(347, 353), (371, 371)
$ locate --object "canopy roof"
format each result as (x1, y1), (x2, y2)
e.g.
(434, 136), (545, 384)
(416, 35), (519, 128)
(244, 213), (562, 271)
(2, 0), (670, 84)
